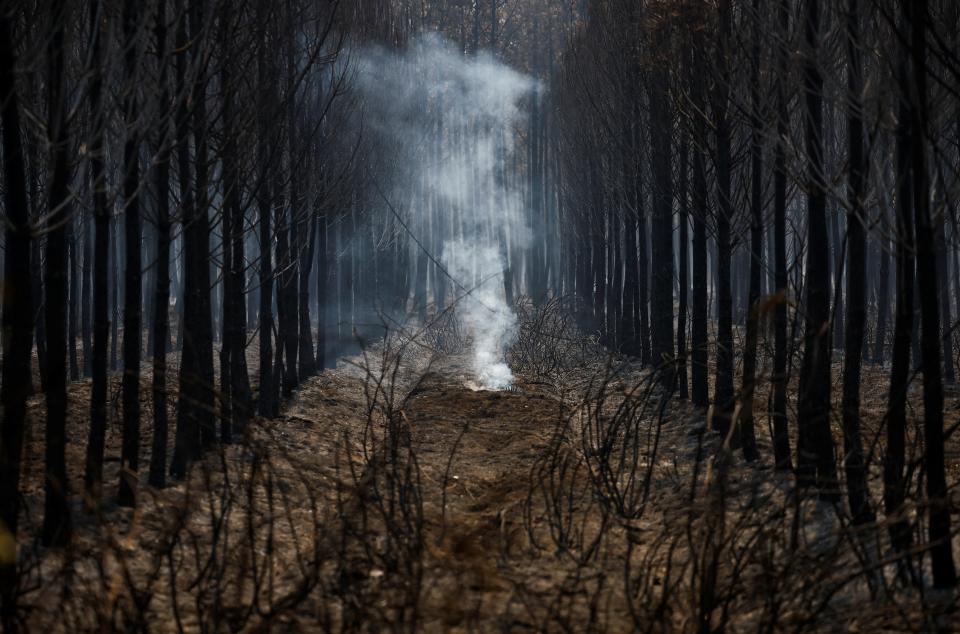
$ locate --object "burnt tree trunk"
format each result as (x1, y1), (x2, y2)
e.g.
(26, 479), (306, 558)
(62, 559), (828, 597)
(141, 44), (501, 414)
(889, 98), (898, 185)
(677, 133), (689, 399)
(299, 210), (318, 379)
(770, 0), (792, 471)
(257, 3), (277, 417)
(41, 0), (73, 546)
(796, 0), (838, 495)
(84, 0), (110, 504)
(739, 0), (762, 462)
(884, 39), (915, 561)
(0, 11), (36, 624)
(149, 0), (172, 489)
(905, 0), (956, 588)
(649, 17), (674, 381)
(118, 0), (143, 507)
(690, 37), (710, 410)
(873, 215), (891, 364)
(710, 0), (734, 435)
(841, 0), (873, 524)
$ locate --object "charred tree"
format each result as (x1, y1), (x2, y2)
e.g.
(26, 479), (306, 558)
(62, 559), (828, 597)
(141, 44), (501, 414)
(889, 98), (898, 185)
(257, 5), (277, 418)
(739, 0), (762, 462)
(710, 0), (735, 435)
(796, 0), (838, 495)
(840, 0), (873, 524)
(149, 0), (172, 489)
(904, 0), (956, 588)
(690, 38), (710, 410)
(649, 13), (674, 381)
(873, 215), (890, 364)
(770, 0), (792, 471)
(41, 0), (73, 546)
(0, 11), (35, 624)
(118, 0), (143, 508)
(677, 133), (689, 400)
(84, 0), (111, 506)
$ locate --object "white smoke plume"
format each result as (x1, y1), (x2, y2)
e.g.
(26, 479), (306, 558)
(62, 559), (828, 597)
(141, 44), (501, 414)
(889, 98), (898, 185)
(442, 240), (517, 390)
(355, 34), (535, 390)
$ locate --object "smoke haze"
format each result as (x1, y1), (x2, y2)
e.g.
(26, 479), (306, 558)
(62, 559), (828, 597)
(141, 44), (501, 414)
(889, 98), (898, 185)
(356, 34), (536, 389)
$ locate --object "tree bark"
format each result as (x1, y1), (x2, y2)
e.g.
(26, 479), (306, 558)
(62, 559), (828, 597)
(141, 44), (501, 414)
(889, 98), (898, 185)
(84, 0), (111, 505)
(841, 0), (873, 523)
(149, 0), (172, 489)
(797, 0), (838, 495)
(905, 0), (956, 588)
(677, 134), (689, 400)
(770, 0), (792, 471)
(739, 0), (762, 462)
(649, 18), (674, 381)
(710, 0), (734, 435)
(690, 35), (709, 409)
(0, 11), (36, 624)
(884, 47), (915, 561)
(873, 216), (891, 364)
(41, 0), (73, 546)
(118, 0), (143, 507)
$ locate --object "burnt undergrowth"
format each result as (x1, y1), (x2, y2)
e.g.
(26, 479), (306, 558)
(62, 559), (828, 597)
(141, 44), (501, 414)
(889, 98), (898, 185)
(5, 298), (959, 632)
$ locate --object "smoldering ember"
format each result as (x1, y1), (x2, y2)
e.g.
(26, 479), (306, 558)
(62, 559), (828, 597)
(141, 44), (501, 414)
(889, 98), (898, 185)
(1, 0), (960, 631)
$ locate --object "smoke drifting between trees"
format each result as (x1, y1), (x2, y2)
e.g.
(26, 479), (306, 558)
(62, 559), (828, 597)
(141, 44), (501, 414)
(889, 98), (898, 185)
(2, 0), (960, 629)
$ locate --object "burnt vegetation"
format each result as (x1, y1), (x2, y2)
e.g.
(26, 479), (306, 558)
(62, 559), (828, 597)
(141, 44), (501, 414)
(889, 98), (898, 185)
(1, 0), (960, 631)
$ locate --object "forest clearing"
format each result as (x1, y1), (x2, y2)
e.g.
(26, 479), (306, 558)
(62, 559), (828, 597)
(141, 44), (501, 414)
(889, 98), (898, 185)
(3, 0), (960, 631)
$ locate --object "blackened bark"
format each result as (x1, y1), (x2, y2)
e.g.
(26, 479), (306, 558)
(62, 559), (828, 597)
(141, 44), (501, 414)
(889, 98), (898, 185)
(33, 237), (47, 391)
(606, 207), (621, 349)
(620, 103), (640, 356)
(873, 217), (890, 364)
(110, 221), (120, 371)
(41, 0), (73, 546)
(68, 219), (79, 381)
(0, 12), (35, 624)
(220, 201), (234, 442)
(85, 0), (110, 504)
(905, 0), (956, 587)
(677, 135), (689, 400)
(190, 0), (215, 452)
(690, 49), (709, 409)
(711, 0), (734, 435)
(316, 214), (328, 371)
(649, 23), (674, 380)
(149, 0), (171, 489)
(118, 0), (142, 507)
(256, 5), (277, 417)
(283, 26), (300, 394)
(591, 203), (604, 327)
(739, 0), (762, 462)
(885, 72), (915, 560)
(635, 97), (651, 366)
(771, 0), (792, 471)
(276, 200), (298, 397)
(830, 201), (844, 351)
(220, 10), (252, 436)
(841, 0), (873, 524)
(299, 213), (318, 378)
(81, 209), (92, 377)
(218, 0), (251, 443)
(937, 213), (954, 383)
(171, 0), (201, 478)
(797, 0), (838, 495)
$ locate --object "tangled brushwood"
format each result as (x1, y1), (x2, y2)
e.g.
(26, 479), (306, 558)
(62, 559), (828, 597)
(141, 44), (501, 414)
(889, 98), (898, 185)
(1, 300), (955, 631)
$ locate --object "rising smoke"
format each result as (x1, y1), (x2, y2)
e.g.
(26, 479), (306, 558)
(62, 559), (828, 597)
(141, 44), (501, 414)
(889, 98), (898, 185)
(356, 34), (536, 390)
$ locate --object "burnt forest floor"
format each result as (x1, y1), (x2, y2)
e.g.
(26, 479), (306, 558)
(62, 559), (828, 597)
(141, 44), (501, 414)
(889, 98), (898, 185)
(10, 301), (960, 632)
